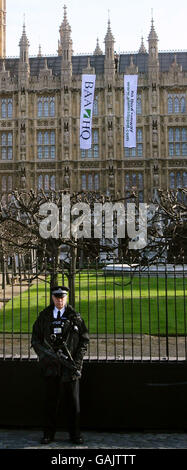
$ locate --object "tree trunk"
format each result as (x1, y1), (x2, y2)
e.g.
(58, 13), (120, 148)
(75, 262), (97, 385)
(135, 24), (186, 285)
(49, 247), (59, 303)
(68, 244), (77, 308)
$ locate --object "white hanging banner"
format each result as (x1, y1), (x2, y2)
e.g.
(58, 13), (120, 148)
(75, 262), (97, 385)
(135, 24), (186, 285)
(80, 74), (96, 150)
(124, 75), (138, 148)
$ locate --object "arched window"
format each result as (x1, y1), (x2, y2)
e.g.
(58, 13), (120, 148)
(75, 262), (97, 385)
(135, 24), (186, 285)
(138, 173), (143, 189)
(44, 132), (49, 158)
(37, 131), (56, 159)
(93, 129), (99, 144)
(37, 146), (42, 159)
(38, 175), (43, 190)
(137, 95), (142, 115)
(50, 175), (56, 190)
(131, 148), (136, 157)
(93, 146), (99, 158)
(137, 129), (143, 142)
(51, 146), (55, 159)
(50, 131), (55, 145)
(139, 191), (144, 202)
(176, 172), (182, 188)
(93, 129), (99, 158)
(8, 176), (12, 191)
(38, 132), (43, 145)
(37, 99), (42, 117)
(169, 172), (175, 189)
(2, 176), (6, 191)
(2, 133), (6, 146)
(132, 173), (137, 187)
(81, 149), (86, 159)
(183, 172), (187, 188)
(50, 98), (55, 117)
(44, 98), (49, 117)
(88, 174), (93, 190)
(169, 143), (174, 156)
(175, 143), (180, 156)
(174, 97), (179, 113)
(124, 147), (130, 157)
(168, 97), (173, 114)
(94, 174), (99, 191)
(182, 143), (187, 156)
(44, 147), (49, 158)
(2, 147), (6, 159)
(81, 174), (86, 190)
(1, 133), (13, 159)
(1, 99), (6, 118)
(137, 129), (143, 156)
(125, 174), (130, 189)
(93, 96), (98, 116)
(38, 96), (55, 117)
(8, 133), (12, 146)
(44, 175), (49, 191)
(181, 97), (186, 114)
(8, 147), (12, 160)
(8, 99), (13, 118)
(182, 128), (187, 142)
(44, 132), (49, 145)
(175, 128), (180, 142)
(169, 128), (174, 141)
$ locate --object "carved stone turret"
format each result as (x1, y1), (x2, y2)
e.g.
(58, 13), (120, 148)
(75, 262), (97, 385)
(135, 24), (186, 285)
(0, 59), (10, 88)
(94, 38), (103, 55)
(125, 55), (138, 74)
(58, 5), (73, 78)
(139, 37), (147, 54)
(104, 18), (115, 77)
(148, 18), (159, 81)
(18, 21), (30, 87)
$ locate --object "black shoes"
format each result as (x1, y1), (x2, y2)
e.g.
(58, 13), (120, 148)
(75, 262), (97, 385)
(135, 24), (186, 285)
(41, 434), (54, 445)
(70, 435), (84, 445)
(40, 433), (84, 445)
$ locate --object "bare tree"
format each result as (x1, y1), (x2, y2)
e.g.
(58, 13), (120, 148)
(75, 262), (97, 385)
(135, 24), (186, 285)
(0, 189), (136, 303)
(0, 186), (186, 299)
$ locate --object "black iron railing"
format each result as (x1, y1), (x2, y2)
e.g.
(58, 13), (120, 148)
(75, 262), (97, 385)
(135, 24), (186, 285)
(0, 257), (186, 362)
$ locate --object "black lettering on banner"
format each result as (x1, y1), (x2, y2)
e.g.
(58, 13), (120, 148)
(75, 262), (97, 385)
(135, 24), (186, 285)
(85, 81), (94, 89)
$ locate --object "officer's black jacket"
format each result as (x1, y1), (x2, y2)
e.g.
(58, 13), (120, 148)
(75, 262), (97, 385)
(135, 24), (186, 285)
(31, 304), (89, 381)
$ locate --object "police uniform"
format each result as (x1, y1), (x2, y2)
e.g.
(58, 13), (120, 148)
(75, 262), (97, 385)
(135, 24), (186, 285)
(31, 286), (89, 445)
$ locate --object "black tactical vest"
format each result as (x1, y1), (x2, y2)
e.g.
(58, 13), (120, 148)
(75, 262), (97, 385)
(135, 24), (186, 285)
(50, 314), (70, 351)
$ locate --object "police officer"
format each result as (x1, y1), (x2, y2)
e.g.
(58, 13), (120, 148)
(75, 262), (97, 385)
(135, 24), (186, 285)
(31, 286), (89, 445)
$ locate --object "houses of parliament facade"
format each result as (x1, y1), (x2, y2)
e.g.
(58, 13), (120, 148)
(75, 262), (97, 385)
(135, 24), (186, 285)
(0, 0), (187, 202)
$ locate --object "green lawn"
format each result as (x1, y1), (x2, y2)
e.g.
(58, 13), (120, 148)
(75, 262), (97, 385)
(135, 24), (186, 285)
(0, 272), (186, 335)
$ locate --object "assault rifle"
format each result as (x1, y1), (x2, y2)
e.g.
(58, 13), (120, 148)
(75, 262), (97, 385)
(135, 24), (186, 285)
(36, 339), (81, 377)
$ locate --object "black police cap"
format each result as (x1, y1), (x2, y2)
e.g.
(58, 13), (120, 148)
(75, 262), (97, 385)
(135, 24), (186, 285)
(51, 286), (69, 297)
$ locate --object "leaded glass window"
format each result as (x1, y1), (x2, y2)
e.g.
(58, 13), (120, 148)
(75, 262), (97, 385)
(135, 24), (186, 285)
(168, 127), (187, 157)
(0, 132), (13, 160)
(37, 131), (56, 159)
(37, 96), (55, 118)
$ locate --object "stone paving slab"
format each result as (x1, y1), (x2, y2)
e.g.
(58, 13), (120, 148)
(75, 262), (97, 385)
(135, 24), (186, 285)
(0, 429), (187, 449)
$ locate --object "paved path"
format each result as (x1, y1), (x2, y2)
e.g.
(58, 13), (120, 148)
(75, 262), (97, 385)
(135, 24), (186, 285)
(0, 429), (187, 449)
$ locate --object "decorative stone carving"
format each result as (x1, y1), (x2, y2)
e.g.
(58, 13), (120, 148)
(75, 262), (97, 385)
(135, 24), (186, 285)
(64, 166), (70, 189)
(20, 166), (26, 189)
(20, 121), (26, 146)
(125, 56), (138, 74)
(20, 92), (26, 112)
(108, 164), (115, 188)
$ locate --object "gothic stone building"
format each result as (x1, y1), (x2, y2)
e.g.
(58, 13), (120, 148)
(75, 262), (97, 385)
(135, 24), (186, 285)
(0, 2), (187, 202)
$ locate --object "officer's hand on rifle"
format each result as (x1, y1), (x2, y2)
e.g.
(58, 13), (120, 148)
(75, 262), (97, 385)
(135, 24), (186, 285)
(57, 349), (81, 378)
(56, 349), (69, 361)
(71, 369), (81, 380)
